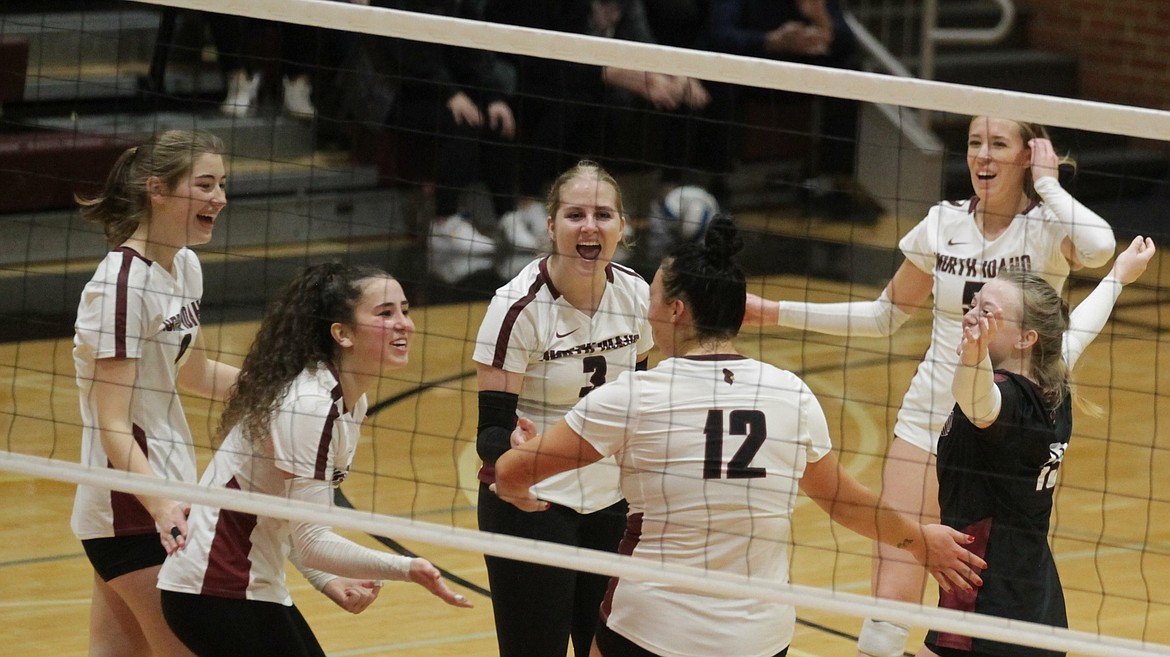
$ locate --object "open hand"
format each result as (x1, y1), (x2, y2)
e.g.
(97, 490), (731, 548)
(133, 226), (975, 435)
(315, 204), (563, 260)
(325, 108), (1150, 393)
(920, 524), (987, 593)
(409, 558), (474, 608)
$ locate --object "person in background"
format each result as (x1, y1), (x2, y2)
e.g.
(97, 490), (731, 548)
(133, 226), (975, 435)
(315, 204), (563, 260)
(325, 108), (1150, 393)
(704, 0), (871, 220)
(485, 0), (715, 277)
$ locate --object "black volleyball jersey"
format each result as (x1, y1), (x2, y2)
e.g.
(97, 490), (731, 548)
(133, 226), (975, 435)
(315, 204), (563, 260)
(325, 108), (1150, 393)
(928, 370), (1072, 657)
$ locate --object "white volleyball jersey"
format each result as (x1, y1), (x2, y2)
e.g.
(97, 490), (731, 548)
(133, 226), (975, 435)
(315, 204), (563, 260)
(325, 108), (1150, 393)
(71, 246), (203, 540)
(566, 355), (833, 657)
(473, 257), (653, 512)
(158, 366), (367, 605)
(894, 197), (1071, 452)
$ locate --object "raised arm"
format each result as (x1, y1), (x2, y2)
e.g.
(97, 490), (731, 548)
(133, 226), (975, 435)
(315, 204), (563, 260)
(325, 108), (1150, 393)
(744, 259), (931, 336)
(1030, 139), (1116, 270)
(1064, 235), (1156, 369)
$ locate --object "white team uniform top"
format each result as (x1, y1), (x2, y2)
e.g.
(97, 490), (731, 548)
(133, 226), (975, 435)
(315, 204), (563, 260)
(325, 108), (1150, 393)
(71, 246), (203, 540)
(473, 257), (653, 513)
(894, 196), (1072, 452)
(566, 354), (833, 657)
(158, 366), (367, 604)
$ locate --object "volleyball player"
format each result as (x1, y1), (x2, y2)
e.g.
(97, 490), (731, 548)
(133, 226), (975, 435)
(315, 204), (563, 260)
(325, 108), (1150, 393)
(158, 262), (471, 657)
(473, 160), (654, 657)
(71, 130), (239, 657)
(924, 235), (1155, 657)
(742, 116), (1117, 657)
(493, 215), (985, 657)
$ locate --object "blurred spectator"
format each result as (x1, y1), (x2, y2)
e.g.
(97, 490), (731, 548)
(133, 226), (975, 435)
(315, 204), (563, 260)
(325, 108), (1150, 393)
(486, 0), (727, 275)
(336, 0), (518, 283)
(705, 0), (876, 221)
(205, 11), (333, 119)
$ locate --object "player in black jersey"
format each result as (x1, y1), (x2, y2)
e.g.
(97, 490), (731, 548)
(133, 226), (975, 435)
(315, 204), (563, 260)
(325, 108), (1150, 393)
(925, 235), (1155, 657)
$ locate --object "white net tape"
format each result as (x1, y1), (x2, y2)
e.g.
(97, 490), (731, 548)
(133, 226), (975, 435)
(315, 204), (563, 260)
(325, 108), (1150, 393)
(4, 448), (1167, 657)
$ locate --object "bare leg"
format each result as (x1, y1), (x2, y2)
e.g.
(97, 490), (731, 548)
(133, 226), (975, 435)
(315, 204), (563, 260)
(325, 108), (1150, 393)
(96, 566), (197, 657)
(89, 571), (150, 657)
(858, 437), (939, 657)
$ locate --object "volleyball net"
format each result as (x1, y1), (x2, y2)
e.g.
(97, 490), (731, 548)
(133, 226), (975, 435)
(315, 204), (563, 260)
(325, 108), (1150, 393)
(1, 0), (1168, 655)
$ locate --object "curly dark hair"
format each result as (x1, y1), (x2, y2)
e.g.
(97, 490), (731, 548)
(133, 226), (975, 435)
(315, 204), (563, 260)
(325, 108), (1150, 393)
(659, 214), (745, 342)
(217, 262), (392, 444)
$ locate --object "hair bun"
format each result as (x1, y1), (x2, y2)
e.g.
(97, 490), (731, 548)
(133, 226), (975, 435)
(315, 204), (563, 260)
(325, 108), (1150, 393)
(703, 215), (743, 267)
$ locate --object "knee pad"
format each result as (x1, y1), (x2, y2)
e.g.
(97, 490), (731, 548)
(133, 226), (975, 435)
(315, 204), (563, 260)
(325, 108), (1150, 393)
(857, 618), (909, 657)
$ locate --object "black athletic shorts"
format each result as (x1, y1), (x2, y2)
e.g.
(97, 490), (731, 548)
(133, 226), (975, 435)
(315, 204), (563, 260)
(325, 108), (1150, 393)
(82, 534), (166, 582)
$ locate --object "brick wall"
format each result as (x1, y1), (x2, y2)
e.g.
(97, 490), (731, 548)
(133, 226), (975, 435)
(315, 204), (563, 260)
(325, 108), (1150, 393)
(1012, 0), (1170, 110)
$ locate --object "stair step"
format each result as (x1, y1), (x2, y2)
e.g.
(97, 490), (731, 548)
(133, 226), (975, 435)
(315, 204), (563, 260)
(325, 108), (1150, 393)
(19, 62), (224, 102)
(21, 111), (317, 161)
(0, 9), (161, 71)
(0, 186), (419, 270)
(851, 1), (1030, 57)
(0, 117), (378, 214)
(930, 49), (1078, 97)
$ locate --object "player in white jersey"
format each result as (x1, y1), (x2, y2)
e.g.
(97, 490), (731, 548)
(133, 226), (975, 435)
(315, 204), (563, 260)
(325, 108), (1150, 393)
(71, 130), (240, 657)
(494, 216), (984, 657)
(158, 263), (471, 657)
(473, 161), (654, 657)
(743, 117), (1117, 657)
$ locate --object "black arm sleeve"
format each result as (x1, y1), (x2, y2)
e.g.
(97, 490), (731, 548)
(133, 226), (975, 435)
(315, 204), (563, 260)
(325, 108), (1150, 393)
(477, 390), (519, 465)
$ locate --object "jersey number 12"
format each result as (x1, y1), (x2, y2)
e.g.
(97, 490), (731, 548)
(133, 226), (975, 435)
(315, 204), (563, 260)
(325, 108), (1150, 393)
(703, 409), (767, 479)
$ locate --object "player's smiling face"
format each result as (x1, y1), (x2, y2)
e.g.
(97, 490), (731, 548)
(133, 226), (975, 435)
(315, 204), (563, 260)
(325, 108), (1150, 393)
(549, 176), (625, 268)
(967, 116), (1030, 203)
(151, 152), (227, 248)
(343, 276), (415, 373)
(966, 278), (1027, 365)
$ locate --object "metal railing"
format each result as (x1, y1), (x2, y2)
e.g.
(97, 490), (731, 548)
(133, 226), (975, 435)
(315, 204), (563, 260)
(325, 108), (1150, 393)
(919, 0), (1016, 81)
(846, 0), (1017, 79)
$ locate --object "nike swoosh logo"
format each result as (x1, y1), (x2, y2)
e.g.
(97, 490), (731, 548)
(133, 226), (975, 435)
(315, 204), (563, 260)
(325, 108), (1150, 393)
(947, 239), (967, 246)
(555, 328), (579, 339)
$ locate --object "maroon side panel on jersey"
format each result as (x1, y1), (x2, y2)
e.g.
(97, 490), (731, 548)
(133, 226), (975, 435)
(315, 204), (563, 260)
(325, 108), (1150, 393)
(200, 477), (259, 598)
(110, 423), (156, 536)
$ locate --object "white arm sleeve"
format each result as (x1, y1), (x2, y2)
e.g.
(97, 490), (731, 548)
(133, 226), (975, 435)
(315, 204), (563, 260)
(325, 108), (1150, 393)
(952, 354), (1001, 427)
(1064, 275), (1123, 370)
(1034, 176), (1116, 269)
(777, 290), (911, 337)
(286, 538), (337, 592)
(286, 477), (413, 582)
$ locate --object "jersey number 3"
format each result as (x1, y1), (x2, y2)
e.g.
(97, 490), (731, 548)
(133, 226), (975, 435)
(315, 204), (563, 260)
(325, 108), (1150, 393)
(703, 409), (767, 479)
(578, 355), (607, 397)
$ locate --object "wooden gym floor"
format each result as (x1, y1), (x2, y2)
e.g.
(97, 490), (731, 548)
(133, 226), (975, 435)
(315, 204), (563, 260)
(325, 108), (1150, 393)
(1, 211), (1168, 656)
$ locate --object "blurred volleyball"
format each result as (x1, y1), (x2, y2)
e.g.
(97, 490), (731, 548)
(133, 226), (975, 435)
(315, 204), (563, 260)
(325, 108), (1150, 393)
(660, 185), (719, 242)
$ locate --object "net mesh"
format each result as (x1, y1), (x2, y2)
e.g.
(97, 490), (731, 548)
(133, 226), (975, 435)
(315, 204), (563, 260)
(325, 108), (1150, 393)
(1, 1), (1168, 655)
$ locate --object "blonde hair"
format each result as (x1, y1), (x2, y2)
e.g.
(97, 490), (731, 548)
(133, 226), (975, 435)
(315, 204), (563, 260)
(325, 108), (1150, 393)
(77, 130), (225, 247)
